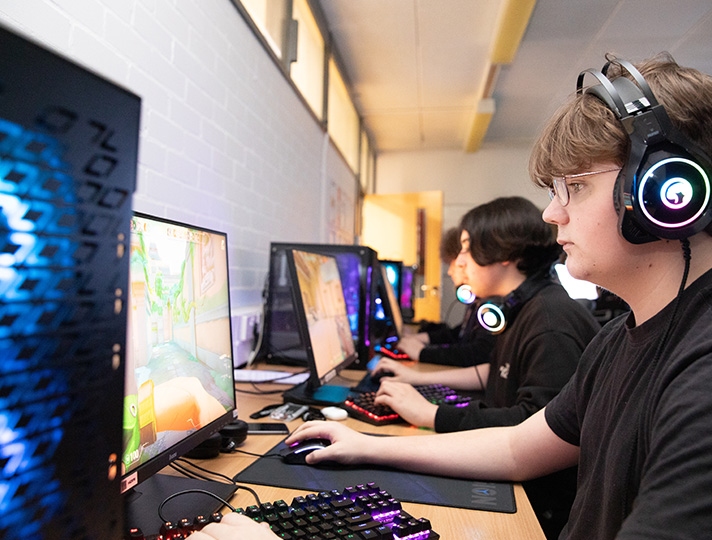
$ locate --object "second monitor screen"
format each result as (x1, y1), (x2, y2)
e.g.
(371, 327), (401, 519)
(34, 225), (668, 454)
(292, 249), (356, 379)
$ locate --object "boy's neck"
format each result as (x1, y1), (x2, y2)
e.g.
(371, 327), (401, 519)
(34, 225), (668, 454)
(624, 235), (712, 325)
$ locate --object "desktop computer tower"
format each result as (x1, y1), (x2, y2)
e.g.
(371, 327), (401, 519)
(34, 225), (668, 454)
(258, 242), (380, 369)
(0, 25), (140, 539)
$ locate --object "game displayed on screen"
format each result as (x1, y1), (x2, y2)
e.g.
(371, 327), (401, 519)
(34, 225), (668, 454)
(122, 214), (235, 475)
(292, 250), (356, 378)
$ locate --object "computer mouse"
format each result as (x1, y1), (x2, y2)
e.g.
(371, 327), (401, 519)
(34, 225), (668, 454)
(371, 369), (394, 384)
(280, 438), (331, 465)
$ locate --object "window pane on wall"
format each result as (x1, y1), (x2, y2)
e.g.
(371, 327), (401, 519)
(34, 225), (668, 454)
(291, 0), (324, 120)
(328, 58), (359, 172)
(360, 131), (370, 191)
(240, 0), (289, 59)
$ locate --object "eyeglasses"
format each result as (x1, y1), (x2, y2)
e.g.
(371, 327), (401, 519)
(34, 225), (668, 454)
(547, 167), (622, 207)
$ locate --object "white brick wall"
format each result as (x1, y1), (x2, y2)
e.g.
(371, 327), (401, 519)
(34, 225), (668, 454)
(0, 0), (357, 363)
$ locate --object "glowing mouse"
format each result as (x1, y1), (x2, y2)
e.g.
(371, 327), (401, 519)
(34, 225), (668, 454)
(280, 438), (331, 465)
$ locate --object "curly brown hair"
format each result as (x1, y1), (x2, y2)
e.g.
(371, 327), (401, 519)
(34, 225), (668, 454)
(529, 52), (712, 188)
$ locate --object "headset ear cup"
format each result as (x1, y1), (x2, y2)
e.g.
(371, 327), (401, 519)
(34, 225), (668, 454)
(477, 301), (507, 334)
(456, 284), (476, 304)
(614, 162), (670, 244)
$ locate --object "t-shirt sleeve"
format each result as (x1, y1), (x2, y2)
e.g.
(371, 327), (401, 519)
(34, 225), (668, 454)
(545, 376), (582, 447)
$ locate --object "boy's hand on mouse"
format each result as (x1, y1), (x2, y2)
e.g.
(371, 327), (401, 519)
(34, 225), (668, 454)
(189, 512), (277, 539)
(375, 380), (438, 429)
(286, 421), (376, 465)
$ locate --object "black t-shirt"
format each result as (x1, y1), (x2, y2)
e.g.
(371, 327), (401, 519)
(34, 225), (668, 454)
(434, 282), (600, 540)
(435, 283), (600, 431)
(546, 268), (712, 539)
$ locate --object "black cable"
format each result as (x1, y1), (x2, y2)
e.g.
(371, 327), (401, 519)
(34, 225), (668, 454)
(158, 490), (238, 523)
(473, 363), (487, 392)
(234, 368), (310, 395)
(173, 459), (235, 485)
(236, 386), (290, 395)
(157, 459), (267, 523)
(232, 448), (282, 459)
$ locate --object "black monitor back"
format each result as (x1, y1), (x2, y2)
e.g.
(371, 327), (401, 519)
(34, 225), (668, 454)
(259, 243), (379, 369)
(0, 25), (140, 539)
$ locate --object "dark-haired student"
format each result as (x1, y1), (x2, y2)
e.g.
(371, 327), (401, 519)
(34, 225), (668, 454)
(192, 53), (712, 540)
(397, 226), (497, 367)
(371, 196), (600, 539)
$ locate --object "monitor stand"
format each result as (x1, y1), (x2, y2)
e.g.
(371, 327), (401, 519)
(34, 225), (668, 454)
(282, 382), (352, 406)
(124, 473), (237, 536)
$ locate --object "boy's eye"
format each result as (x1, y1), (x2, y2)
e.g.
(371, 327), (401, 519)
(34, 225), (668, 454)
(568, 182), (584, 193)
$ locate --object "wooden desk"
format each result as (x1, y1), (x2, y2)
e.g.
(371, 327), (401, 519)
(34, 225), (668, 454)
(199, 366), (546, 539)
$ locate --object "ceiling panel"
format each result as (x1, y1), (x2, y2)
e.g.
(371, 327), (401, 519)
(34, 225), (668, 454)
(315, 0), (712, 153)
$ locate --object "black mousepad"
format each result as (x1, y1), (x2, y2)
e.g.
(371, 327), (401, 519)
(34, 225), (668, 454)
(234, 438), (516, 513)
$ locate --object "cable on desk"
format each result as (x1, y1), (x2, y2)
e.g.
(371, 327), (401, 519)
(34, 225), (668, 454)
(157, 458), (265, 522)
(158, 490), (238, 523)
(232, 448), (282, 460)
(234, 368), (310, 395)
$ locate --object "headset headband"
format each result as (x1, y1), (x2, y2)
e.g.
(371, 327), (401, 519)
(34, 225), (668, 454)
(577, 56), (712, 243)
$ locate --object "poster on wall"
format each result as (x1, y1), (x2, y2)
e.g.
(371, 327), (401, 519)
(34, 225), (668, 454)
(328, 180), (354, 244)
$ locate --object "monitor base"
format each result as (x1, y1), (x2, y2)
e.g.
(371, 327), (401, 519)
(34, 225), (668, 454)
(282, 382), (352, 406)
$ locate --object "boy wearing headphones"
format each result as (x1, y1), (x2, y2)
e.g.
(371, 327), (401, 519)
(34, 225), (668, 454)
(282, 53), (712, 540)
(371, 196), (600, 539)
(370, 197), (599, 435)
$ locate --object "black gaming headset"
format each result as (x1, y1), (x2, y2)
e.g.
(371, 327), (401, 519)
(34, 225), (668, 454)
(476, 276), (552, 334)
(577, 57), (712, 244)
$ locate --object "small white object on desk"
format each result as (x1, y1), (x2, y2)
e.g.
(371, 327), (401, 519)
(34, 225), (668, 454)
(321, 406), (348, 421)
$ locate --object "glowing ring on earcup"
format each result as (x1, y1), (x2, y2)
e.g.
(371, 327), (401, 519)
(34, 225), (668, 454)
(477, 303), (506, 334)
(456, 284), (476, 304)
(638, 157), (710, 229)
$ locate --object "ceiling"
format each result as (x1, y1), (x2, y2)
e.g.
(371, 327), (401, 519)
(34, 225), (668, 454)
(314, 0), (712, 154)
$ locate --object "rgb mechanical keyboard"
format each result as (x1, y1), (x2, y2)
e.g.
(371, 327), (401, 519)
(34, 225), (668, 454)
(125, 482), (439, 539)
(343, 384), (473, 425)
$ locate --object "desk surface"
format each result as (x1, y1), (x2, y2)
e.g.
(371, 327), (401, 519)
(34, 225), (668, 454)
(197, 364), (546, 539)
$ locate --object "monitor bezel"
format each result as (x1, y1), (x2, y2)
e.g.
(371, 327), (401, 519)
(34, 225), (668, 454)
(121, 211), (238, 495)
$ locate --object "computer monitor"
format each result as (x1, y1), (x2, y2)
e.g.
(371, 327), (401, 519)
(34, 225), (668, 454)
(371, 260), (404, 346)
(281, 249), (358, 405)
(0, 23), (139, 539)
(122, 213), (238, 535)
(259, 242), (379, 369)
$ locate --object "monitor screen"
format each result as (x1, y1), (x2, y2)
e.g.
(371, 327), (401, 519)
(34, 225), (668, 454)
(288, 249), (357, 387)
(381, 260), (402, 303)
(373, 261), (404, 340)
(121, 213), (237, 522)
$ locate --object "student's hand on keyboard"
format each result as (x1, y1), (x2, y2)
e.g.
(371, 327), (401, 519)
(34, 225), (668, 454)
(395, 336), (426, 360)
(189, 512), (277, 539)
(373, 358), (433, 386)
(373, 357), (422, 384)
(375, 379), (438, 429)
(286, 421), (375, 466)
